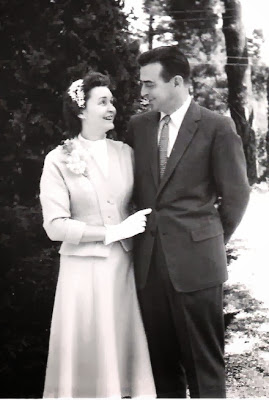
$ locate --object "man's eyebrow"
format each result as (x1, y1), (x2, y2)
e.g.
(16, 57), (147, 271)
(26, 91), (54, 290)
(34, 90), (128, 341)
(139, 79), (154, 84)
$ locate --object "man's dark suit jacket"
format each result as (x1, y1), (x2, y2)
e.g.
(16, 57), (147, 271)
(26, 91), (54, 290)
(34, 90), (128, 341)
(127, 100), (250, 292)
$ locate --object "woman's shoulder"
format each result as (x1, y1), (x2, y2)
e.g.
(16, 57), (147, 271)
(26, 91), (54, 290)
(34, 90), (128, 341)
(43, 143), (68, 168)
(44, 145), (62, 161)
(106, 138), (133, 155)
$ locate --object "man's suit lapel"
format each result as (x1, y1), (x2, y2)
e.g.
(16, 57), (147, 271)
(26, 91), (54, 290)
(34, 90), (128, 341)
(145, 112), (160, 188)
(157, 101), (201, 198)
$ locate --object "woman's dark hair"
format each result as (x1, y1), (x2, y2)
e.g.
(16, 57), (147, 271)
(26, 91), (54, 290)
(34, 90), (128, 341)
(137, 45), (191, 83)
(63, 72), (110, 138)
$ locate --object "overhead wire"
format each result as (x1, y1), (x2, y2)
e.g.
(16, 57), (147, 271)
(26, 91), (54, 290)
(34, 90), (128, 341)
(159, 8), (236, 14)
(161, 15), (236, 22)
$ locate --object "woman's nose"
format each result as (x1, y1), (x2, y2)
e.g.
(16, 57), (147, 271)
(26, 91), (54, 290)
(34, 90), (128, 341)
(109, 103), (116, 112)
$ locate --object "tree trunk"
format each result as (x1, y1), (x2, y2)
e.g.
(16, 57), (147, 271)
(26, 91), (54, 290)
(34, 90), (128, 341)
(266, 74), (269, 177)
(222, 0), (257, 185)
(148, 14), (154, 49)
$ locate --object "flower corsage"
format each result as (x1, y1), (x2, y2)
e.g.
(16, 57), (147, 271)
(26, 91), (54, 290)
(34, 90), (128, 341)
(60, 139), (88, 176)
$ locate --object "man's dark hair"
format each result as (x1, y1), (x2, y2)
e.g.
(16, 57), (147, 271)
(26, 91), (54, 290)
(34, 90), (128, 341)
(138, 45), (191, 83)
(63, 72), (110, 138)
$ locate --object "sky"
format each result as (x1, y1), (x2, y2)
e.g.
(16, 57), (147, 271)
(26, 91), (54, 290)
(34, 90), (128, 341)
(124, 0), (269, 64)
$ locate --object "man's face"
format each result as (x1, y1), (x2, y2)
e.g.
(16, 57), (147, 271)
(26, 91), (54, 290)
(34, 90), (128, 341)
(139, 62), (176, 113)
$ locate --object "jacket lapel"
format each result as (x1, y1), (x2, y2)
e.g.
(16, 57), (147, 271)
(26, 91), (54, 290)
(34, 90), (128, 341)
(157, 101), (201, 197)
(145, 112), (160, 188)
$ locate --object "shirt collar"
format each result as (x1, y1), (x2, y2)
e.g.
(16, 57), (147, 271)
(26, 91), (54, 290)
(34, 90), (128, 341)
(160, 95), (192, 127)
(78, 133), (107, 151)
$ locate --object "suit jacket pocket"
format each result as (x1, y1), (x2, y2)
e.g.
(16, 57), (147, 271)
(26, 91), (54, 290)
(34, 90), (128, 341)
(191, 221), (224, 242)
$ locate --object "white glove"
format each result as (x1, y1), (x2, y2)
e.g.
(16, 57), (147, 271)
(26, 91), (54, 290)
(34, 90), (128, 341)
(104, 208), (152, 245)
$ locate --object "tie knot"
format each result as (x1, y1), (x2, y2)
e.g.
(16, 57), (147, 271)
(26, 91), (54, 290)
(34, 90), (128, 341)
(162, 115), (170, 125)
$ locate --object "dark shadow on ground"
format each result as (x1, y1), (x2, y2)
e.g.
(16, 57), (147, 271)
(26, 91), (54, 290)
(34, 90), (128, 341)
(1, 246), (59, 398)
(224, 283), (269, 398)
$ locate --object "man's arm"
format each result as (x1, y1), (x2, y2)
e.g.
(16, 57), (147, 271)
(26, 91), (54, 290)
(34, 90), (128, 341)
(212, 116), (251, 244)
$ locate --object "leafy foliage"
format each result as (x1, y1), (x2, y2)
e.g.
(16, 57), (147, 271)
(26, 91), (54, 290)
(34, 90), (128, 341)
(164, 0), (229, 113)
(1, 0), (140, 205)
(248, 29), (269, 98)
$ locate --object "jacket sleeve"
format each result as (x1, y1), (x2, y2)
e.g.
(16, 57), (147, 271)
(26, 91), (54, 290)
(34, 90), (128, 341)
(212, 116), (251, 243)
(126, 118), (139, 209)
(126, 118), (134, 149)
(39, 151), (86, 244)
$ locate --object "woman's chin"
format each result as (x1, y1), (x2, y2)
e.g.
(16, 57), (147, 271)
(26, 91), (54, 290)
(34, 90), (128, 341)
(106, 122), (114, 130)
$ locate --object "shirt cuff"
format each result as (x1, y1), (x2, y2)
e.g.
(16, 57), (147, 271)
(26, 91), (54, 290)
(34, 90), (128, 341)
(64, 219), (87, 245)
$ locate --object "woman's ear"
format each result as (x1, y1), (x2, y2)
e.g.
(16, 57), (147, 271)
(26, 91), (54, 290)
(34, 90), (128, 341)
(78, 113), (86, 120)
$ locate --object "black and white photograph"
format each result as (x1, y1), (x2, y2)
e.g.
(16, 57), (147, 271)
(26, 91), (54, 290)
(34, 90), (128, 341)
(1, 0), (269, 398)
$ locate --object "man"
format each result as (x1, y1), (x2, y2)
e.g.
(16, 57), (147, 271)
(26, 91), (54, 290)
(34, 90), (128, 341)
(127, 46), (250, 398)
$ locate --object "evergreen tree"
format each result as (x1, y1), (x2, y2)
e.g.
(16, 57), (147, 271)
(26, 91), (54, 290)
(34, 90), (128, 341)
(1, 0), (139, 205)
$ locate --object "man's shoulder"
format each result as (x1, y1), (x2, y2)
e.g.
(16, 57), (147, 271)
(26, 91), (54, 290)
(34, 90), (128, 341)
(197, 103), (232, 124)
(130, 110), (159, 124)
(192, 103), (236, 138)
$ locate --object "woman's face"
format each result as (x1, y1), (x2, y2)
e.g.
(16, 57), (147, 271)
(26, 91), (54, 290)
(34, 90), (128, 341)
(81, 86), (116, 134)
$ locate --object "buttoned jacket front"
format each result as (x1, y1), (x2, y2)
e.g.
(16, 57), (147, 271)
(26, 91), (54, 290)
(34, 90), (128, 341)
(127, 100), (250, 292)
(40, 138), (134, 257)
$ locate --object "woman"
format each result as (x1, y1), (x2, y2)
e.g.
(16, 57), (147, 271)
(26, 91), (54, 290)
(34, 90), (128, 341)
(40, 72), (156, 398)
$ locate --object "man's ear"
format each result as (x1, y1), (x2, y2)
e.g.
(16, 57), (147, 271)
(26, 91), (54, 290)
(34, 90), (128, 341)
(174, 75), (183, 87)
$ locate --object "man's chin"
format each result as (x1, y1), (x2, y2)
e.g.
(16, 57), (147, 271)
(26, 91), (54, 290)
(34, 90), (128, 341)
(148, 102), (157, 111)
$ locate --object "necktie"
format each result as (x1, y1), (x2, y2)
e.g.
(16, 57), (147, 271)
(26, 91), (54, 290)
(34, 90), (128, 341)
(158, 115), (170, 180)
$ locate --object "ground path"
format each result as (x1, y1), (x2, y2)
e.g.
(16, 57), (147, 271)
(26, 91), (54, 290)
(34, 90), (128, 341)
(224, 183), (269, 397)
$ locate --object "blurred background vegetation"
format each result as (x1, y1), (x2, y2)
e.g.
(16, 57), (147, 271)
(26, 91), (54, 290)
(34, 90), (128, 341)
(1, 0), (268, 397)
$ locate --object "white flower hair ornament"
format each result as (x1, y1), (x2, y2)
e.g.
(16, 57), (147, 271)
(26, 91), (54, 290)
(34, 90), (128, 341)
(68, 79), (85, 108)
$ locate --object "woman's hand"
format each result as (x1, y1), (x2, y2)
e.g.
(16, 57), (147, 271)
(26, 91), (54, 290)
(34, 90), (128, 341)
(105, 208), (152, 245)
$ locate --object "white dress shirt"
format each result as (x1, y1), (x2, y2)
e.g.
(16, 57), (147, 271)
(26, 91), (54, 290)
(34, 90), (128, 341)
(158, 95), (192, 157)
(78, 134), (108, 178)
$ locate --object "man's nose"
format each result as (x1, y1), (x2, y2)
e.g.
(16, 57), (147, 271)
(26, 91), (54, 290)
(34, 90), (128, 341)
(140, 84), (148, 97)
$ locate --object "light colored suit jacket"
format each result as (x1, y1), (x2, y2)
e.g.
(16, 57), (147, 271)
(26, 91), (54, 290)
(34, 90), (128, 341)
(40, 138), (134, 257)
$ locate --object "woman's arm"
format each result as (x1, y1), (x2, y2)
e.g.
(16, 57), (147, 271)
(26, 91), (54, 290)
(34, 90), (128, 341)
(40, 151), (105, 244)
(80, 225), (106, 242)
